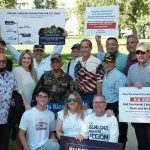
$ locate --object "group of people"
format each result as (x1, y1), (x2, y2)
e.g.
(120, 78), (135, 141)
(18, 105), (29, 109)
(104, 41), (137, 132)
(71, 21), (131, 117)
(0, 33), (150, 150)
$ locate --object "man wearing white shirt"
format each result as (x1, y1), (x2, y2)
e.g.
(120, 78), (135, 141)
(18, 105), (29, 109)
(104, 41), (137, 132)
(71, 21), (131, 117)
(65, 43), (81, 79)
(76, 95), (119, 143)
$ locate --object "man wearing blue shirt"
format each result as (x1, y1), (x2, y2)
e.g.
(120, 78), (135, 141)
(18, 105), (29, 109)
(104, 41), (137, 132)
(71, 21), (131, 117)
(102, 52), (127, 149)
(127, 42), (150, 150)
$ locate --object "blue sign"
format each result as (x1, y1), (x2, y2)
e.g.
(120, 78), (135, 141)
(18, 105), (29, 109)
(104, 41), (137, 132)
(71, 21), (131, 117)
(46, 102), (64, 114)
(38, 25), (65, 45)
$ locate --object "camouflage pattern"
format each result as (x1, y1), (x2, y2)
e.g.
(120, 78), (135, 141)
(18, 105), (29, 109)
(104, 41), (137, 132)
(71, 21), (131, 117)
(34, 70), (78, 102)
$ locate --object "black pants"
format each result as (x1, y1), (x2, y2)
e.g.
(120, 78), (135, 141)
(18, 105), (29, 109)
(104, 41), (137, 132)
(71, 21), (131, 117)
(132, 123), (150, 150)
(0, 124), (10, 150)
(107, 102), (128, 150)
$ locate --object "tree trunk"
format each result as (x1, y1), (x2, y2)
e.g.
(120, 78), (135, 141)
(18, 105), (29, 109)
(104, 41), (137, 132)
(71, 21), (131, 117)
(132, 27), (137, 36)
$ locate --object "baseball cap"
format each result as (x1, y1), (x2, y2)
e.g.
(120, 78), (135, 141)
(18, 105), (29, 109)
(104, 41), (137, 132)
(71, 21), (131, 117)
(51, 53), (62, 62)
(0, 40), (6, 46)
(103, 52), (116, 63)
(33, 45), (45, 51)
(136, 42), (150, 52)
(71, 43), (80, 50)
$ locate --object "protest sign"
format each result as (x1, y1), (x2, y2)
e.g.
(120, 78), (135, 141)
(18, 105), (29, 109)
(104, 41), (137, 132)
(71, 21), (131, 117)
(0, 9), (65, 45)
(119, 87), (150, 123)
(60, 136), (123, 150)
(84, 5), (119, 36)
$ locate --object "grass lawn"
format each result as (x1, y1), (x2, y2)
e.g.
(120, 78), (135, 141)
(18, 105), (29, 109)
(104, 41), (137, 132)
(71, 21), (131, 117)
(5, 36), (150, 69)
(7, 36), (150, 150)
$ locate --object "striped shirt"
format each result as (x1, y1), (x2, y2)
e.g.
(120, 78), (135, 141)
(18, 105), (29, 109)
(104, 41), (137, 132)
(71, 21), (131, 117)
(75, 55), (104, 94)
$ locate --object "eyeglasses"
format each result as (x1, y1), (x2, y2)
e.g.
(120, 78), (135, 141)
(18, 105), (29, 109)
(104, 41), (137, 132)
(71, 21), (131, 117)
(38, 95), (49, 99)
(0, 60), (7, 65)
(93, 101), (105, 105)
(66, 98), (77, 103)
(136, 50), (147, 55)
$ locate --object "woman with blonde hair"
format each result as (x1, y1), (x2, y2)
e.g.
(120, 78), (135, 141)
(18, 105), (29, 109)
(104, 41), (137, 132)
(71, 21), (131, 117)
(13, 50), (37, 110)
(56, 90), (93, 139)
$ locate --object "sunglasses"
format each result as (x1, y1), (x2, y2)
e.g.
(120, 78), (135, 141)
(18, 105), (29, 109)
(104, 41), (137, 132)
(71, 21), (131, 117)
(66, 98), (77, 103)
(136, 50), (147, 55)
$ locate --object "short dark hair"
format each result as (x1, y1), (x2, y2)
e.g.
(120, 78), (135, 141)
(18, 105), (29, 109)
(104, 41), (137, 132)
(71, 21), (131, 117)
(80, 39), (92, 48)
(106, 37), (118, 44)
(127, 35), (139, 43)
(35, 86), (50, 97)
(0, 40), (6, 46)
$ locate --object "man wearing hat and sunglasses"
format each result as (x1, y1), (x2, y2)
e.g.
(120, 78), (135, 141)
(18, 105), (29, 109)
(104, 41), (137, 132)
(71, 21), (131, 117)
(102, 52), (127, 149)
(126, 42), (150, 150)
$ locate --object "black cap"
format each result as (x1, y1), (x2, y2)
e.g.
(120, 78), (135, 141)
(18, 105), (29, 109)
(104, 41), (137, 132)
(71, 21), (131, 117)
(0, 40), (6, 46)
(33, 45), (45, 51)
(71, 43), (80, 50)
(103, 52), (116, 62)
(51, 53), (62, 62)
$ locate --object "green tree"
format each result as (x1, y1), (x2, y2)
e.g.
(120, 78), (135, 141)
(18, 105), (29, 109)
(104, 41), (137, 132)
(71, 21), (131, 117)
(0, 0), (16, 8)
(34, 0), (57, 8)
(76, 0), (115, 34)
(57, 2), (73, 21)
(76, 0), (150, 36)
(123, 0), (150, 36)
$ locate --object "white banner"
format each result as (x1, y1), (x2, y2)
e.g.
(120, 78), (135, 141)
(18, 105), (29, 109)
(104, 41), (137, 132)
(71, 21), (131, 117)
(84, 5), (119, 36)
(119, 87), (150, 123)
(0, 9), (65, 45)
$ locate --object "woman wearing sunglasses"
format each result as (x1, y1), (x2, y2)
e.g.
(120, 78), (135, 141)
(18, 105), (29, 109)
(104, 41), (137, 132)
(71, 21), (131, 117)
(56, 91), (92, 139)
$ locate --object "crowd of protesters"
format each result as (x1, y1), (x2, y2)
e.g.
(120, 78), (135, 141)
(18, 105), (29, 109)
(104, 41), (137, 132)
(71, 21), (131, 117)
(0, 33), (150, 150)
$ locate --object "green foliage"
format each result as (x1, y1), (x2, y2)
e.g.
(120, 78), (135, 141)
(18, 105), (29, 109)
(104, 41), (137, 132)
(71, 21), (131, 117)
(57, 2), (73, 21)
(123, 0), (150, 34)
(34, 0), (57, 9)
(76, 0), (116, 33)
(76, 0), (150, 37)
(0, 0), (16, 8)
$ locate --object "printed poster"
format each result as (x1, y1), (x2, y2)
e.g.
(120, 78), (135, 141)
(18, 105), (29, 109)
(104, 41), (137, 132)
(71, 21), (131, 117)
(60, 136), (123, 150)
(84, 5), (119, 36)
(119, 87), (150, 123)
(0, 9), (65, 45)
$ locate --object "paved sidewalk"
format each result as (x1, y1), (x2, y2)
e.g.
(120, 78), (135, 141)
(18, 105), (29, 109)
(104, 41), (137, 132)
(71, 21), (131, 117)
(125, 123), (138, 150)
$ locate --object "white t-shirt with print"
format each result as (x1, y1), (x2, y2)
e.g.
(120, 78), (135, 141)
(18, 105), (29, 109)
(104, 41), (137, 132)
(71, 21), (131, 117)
(80, 113), (119, 143)
(57, 109), (92, 137)
(19, 107), (55, 150)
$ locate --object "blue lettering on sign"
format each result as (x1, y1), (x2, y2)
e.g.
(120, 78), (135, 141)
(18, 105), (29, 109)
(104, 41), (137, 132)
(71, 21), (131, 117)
(89, 122), (108, 130)
(89, 133), (109, 141)
(46, 102), (64, 114)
